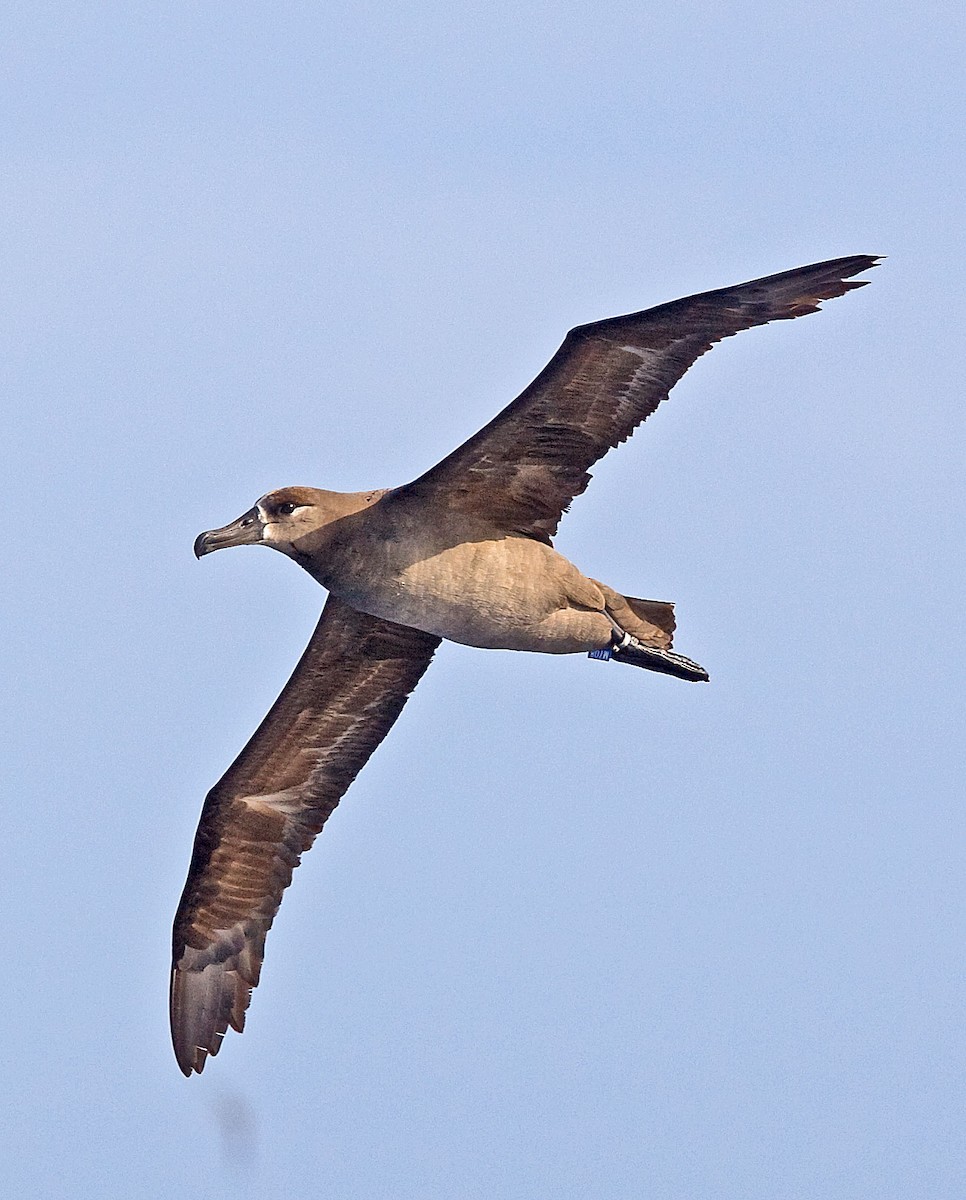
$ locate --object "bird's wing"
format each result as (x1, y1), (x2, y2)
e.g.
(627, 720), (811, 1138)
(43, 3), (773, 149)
(170, 595), (440, 1075)
(400, 255), (879, 541)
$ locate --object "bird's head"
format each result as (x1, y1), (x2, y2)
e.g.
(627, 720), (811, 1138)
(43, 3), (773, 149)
(193, 486), (359, 560)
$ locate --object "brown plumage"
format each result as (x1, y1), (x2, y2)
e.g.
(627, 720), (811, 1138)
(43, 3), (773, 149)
(171, 255), (878, 1074)
(402, 255), (879, 541)
(171, 598), (439, 1075)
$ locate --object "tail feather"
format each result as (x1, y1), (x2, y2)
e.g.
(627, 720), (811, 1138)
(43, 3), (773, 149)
(594, 581), (676, 648)
(623, 596), (676, 643)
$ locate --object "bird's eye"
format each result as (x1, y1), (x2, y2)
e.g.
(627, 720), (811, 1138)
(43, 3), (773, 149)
(277, 502), (298, 516)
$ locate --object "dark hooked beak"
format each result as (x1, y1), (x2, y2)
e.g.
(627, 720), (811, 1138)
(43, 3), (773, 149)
(194, 507), (263, 558)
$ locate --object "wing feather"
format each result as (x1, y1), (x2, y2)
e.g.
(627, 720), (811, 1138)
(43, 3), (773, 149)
(401, 255), (879, 540)
(170, 595), (440, 1075)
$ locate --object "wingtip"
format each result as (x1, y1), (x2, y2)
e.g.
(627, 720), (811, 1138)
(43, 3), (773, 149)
(831, 253), (883, 270)
(170, 960), (238, 1077)
(172, 1032), (206, 1077)
(844, 253), (885, 278)
(764, 254), (883, 316)
(824, 254), (883, 290)
(174, 1033), (217, 1077)
(175, 1052), (197, 1078)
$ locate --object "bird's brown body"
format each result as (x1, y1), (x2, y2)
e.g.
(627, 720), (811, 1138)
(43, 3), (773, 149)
(172, 255), (879, 1075)
(277, 488), (655, 653)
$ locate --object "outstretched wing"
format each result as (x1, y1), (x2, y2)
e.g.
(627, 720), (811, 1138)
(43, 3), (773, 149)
(170, 595), (440, 1075)
(401, 255), (879, 541)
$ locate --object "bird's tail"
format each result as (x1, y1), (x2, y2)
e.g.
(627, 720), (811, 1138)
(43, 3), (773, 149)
(588, 586), (708, 681)
(622, 595), (677, 644)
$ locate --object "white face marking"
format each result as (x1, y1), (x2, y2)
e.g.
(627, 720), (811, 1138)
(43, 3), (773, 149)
(257, 500), (301, 543)
(254, 503), (272, 541)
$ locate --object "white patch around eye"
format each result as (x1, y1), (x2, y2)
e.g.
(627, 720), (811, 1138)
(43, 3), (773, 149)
(258, 501), (300, 540)
(255, 503), (277, 540)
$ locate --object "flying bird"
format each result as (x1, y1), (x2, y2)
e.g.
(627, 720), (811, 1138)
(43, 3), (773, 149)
(171, 254), (878, 1075)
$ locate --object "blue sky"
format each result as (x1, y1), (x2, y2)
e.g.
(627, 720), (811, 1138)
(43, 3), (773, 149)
(4, 3), (965, 1197)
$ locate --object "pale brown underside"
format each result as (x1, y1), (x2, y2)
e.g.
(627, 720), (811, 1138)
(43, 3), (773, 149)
(401, 255), (879, 541)
(170, 596), (439, 1075)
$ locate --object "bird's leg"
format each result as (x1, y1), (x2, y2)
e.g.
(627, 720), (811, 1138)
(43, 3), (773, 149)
(605, 612), (634, 647)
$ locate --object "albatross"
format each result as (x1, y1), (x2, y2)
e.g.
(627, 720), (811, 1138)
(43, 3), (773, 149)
(171, 254), (878, 1074)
